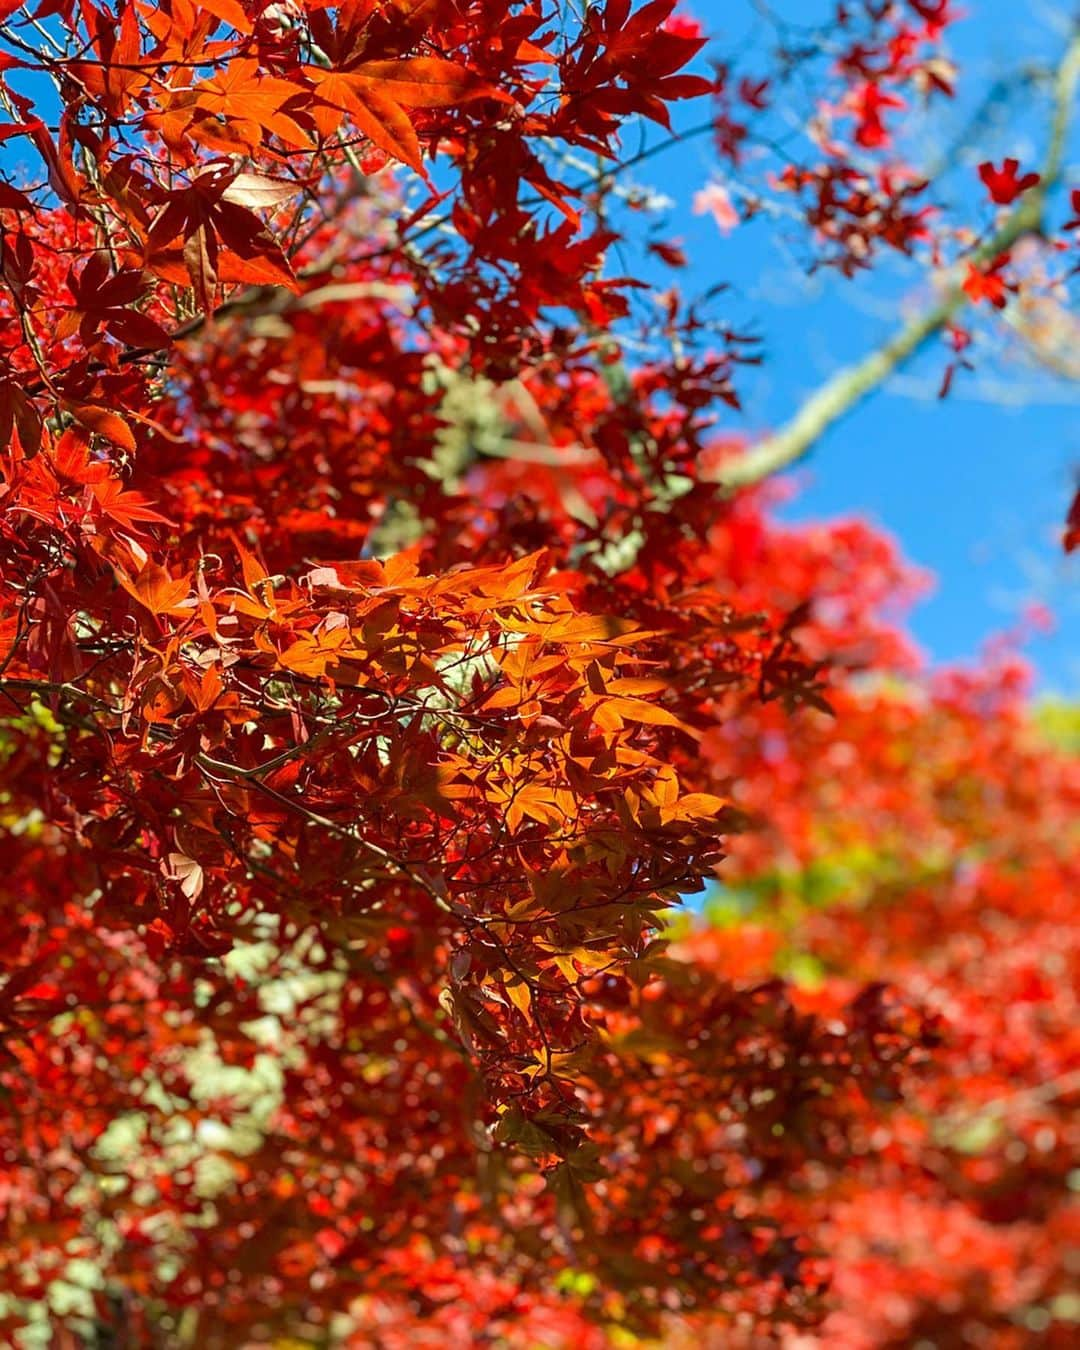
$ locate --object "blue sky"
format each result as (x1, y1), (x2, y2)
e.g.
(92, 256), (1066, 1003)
(634, 0), (1079, 690)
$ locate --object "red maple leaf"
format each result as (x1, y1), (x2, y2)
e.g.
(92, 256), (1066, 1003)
(1064, 485), (1080, 553)
(961, 252), (1014, 309)
(978, 157), (1040, 205)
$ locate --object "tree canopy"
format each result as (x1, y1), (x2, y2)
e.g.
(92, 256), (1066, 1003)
(0, 1), (1076, 1344)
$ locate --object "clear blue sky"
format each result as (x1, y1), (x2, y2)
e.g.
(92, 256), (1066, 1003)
(638, 0), (1079, 690)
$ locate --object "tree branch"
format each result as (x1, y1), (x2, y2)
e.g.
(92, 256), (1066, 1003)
(719, 28), (1080, 492)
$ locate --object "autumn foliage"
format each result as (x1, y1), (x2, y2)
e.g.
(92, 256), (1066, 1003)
(0, 0), (1076, 1345)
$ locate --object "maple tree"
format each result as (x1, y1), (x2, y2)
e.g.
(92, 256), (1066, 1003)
(684, 641), (1079, 1348)
(0, 0), (1076, 1344)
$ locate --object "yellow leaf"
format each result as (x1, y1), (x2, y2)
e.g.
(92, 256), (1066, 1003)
(504, 978), (532, 1021)
(603, 697), (685, 728)
(663, 791), (729, 821)
(572, 947), (612, 971)
(553, 954), (579, 985)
